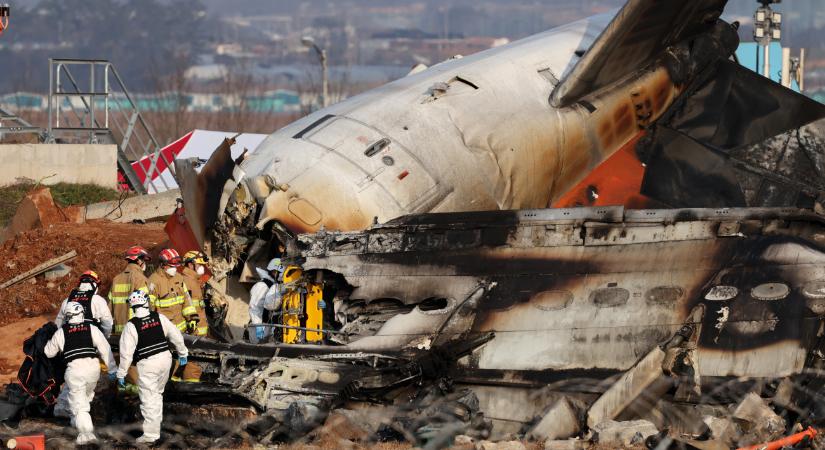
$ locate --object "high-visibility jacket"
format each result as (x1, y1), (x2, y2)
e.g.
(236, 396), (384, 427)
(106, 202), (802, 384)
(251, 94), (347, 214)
(147, 270), (195, 333)
(180, 267), (208, 337)
(107, 263), (149, 335)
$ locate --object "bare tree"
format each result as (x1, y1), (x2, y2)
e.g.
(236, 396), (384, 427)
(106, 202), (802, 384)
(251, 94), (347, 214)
(148, 50), (193, 145)
(294, 64), (353, 115)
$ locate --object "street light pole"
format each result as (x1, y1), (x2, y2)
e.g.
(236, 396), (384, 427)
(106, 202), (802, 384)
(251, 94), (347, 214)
(302, 36), (329, 108)
(753, 0), (782, 79)
(320, 47), (328, 108)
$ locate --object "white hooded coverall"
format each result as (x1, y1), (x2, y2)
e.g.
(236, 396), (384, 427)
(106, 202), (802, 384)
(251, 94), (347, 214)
(55, 291), (114, 337)
(248, 268), (283, 343)
(44, 322), (117, 444)
(52, 288), (114, 418)
(117, 309), (188, 442)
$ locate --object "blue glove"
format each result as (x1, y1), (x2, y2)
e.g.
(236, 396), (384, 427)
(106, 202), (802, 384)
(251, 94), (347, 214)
(179, 356), (188, 366)
(255, 326), (265, 341)
(318, 300), (326, 309)
(117, 377), (125, 388)
(108, 373), (116, 382)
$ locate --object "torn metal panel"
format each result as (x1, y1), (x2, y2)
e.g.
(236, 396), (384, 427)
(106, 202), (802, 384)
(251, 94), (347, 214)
(586, 346), (668, 428)
(175, 138), (241, 248)
(527, 398), (582, 441)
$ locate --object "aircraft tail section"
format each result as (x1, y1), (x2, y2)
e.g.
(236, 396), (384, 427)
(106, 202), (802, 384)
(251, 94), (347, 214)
(551, 0), (727, 107)
(639, 60), (825, 208)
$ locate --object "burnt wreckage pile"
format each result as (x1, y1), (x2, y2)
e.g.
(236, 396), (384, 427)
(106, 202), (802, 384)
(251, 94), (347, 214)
(173, 206), (825, 448)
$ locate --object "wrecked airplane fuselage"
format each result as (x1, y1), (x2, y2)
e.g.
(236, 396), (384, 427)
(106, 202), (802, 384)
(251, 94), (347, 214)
(177, 2), (756, 283)
(177, 0), (825, 287)
(300, 206), (825, 378)
(168, 0), (825, 443)
(182, 206), (825, 439)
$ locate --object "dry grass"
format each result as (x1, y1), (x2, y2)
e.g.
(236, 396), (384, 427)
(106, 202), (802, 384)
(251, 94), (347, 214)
(0, 181), (120, 226)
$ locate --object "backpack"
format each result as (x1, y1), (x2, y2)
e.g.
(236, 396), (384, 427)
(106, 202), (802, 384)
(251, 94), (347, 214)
(17, 322), (65, 405)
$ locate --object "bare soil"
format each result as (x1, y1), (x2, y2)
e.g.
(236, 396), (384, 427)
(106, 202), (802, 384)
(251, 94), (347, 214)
(0, 220), (169, 327)
(0, 314), (52, 386)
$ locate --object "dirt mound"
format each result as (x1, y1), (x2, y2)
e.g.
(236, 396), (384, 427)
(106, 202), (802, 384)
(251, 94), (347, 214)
(0, 220), (168, 326)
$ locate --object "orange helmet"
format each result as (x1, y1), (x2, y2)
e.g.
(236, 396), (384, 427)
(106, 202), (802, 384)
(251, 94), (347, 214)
(79, 270), (100, 284)
(159, 248), (182, 266)
(125, 246), (151, 262)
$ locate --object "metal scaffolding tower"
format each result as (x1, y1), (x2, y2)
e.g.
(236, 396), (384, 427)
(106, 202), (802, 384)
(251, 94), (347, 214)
(45, 58), (176, 194)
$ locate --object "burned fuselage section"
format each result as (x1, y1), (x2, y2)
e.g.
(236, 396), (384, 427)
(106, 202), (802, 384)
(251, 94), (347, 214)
(167, 0), (825, 443)
(300, 207), (825, 377)
(183, 206), (825, 440)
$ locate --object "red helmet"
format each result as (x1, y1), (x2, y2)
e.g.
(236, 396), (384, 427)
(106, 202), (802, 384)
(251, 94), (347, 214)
(79, 270), (100, 284)
(125, 245), (151, 262)
(159, 248), (182, 266)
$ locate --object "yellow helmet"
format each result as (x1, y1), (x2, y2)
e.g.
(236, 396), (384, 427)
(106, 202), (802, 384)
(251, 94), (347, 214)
(183, 250), (208, 265)
(282, 265), (303, 284)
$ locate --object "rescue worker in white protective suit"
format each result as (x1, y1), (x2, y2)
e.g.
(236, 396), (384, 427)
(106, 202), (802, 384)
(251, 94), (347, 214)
(44, 302), (117, 445)
(248, 257), (286, 343)
(52, 270), (114, 419)
(116, 290), (188, 444)
(54, 270), (113, 336)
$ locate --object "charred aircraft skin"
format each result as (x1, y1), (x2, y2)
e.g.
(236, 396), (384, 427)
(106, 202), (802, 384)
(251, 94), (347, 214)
(298, 206), (825, 379)
(178, 1), (758, 283)
(180, 206), (825, 438)
(182, 11), (825, 286)
(168, 0), (825, 443)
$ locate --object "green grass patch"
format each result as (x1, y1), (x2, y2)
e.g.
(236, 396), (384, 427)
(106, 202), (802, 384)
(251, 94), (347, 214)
(0, 182), (120, 226)
(49, 182), (121, 207)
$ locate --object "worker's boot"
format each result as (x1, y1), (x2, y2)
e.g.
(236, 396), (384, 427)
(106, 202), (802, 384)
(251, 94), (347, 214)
(136, 435), (157, 444)
(76, 432), (97, 445)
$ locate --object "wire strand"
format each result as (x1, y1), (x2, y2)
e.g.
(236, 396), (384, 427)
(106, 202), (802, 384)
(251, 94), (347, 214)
(250, 315), (819, 339)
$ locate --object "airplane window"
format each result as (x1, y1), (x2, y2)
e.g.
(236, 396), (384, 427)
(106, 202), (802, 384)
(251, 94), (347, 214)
(590, 287), (629, 308)
(419, 297), (451, 313)
(751, 283), (790, 300)
(419, 297), (448, 311)
(704, 285), (738, 301)
(645, 286), (683, 305)
(802, 281), (825, 299)
(801, 282), (825, 315)
(532, 290), (573, 311)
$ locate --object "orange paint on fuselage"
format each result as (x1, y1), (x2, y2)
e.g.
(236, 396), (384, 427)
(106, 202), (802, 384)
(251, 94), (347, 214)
(553, 131), (655, 209)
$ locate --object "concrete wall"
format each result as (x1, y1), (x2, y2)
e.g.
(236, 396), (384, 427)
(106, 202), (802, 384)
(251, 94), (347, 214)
(83, 188), (180, 223)
(0, 144), (118, 187)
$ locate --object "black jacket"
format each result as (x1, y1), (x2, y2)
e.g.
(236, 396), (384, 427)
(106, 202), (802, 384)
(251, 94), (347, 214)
(17, 322), (64, 405)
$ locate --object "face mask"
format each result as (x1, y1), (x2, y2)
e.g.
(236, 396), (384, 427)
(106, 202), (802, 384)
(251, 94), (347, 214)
(165, 267), (177, 277)
(133, 306), (150, 318)
(78, 282), (96, 293)
(67, 313), (85, 324)
(195, 265), (205, 276)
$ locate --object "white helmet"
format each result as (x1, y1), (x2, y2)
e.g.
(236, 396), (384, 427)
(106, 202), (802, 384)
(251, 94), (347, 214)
(128, 290), (150, 310)
(266, 257), (284, 273)
(64, 302), (86, 324)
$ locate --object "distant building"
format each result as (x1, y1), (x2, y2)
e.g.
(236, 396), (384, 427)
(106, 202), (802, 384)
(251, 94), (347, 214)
(0, 90), (303, 114)
(360, 35), (510, 66)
